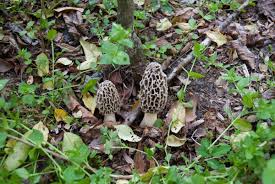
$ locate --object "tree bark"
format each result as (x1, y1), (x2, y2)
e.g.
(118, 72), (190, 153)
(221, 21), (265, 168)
(117, 0), (145, 79)
(117, 0), (134, 29)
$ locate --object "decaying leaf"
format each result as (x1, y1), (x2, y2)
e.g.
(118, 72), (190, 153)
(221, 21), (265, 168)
(206, 30), (227, 47)
(156, 18), (172, 31)
(262, 89), (275, 100)
(64, 91), (98, 123)
(177, 22), (191, 32)
(35, 53), (49, 77)
(167, 101), (186, 134)
(140, 166), (169, 182)
(166, 135), (186, 147)
(82, 93), (97, 114)
(0, 59), (13, 73)
(114, 125), (142, 142)
(54, 109), (68, 122)
(77, 38), (101, 70)
(231, 40), (256, 69)
(56, 57), (73, 66)
(257, 0), (275, 21)
(172, 7), (196, 24)
(185, 98), (198, 123)
(43, 79), (54, 90)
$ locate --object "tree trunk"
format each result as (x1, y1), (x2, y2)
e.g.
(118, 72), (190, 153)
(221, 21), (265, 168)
(117, 0), (145, 79)
(117, 0), (134, 29)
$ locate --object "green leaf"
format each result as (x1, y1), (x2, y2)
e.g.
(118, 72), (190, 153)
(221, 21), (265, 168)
(22, 94), (36, 106)
(191, 174), (205, 184)
(188, 71), (205, 79)
(35, 53), (49, 77)
(242, 92), (258, 108)
(113, 51), (130, 65)
(47, 29), (57, 41)
(0, 132), (7, 148)
(206, 159), (224, 170)
(15, 168), (29, 179)
(109, 23), (131, 42)
(63, 165), (85, 183)
(211, 143), (231, 157)
(197, 139), (210, 157)
(62, 132), (84, 153)
(101, 41), (118, 54)
(0, 79), (9, 91)
(18, 82), (37, 94)
(188, 18), (197, 30)
(262, 158), (275, 184)
(233, 118), (252, 131)
(236, 77), (250, 89)
(66, 144), (90, 164)
(99, 54), (113, 65)
(82, 78), (98, 94)
(28, 129), (44, 146)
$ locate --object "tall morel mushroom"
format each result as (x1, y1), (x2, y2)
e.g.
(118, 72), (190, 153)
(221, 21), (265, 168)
(96, 80), (120, 123)
(139, 62), (168, 127)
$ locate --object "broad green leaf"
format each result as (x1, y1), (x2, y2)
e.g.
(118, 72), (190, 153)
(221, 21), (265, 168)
(4, 132), (32, 171)
(206, 159), (224, 170)
(0, 79), (9, 91)
(233, 118), (252, 131)
(113, 51), (130, 65)
(197, 139), (210, 157)
(47, 29), (57, 41)
(188, 71), (205, 79)
(33, 121), (49, 143)
(28, 129), (44, 146)
(82, 78), (98, 94)
(63, 165), (85, 183)
(188, 18), (197, 30)
(262, 158), (275, 184)
(114, 125), (141, 142)
(99, 54), (113, 65)
(15, 168), (29, 179)
(66, 144), (90, 164)
(109, 23), (131, 42)
(0, 132), (7, 148)
(22, 94), (36, 106)
(166, 135), (186, 147)
(62, 132), (84, 152)
(101, 41), (118, 54)
(35, 53), (49, 77)
(211, 143), (231, 157)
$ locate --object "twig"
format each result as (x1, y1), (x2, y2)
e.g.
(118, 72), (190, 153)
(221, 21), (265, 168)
(165, 0), (250, 82)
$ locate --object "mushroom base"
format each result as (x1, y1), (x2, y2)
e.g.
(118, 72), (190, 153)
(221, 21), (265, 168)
(104, 113), (116, 123)
(140, 113), (158, 128)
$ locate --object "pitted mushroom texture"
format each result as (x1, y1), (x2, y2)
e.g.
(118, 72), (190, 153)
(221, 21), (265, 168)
(139, 62), (168, 113)
(96, 80), (120, 114)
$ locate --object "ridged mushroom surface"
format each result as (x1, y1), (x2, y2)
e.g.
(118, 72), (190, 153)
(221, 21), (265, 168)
(96, 80), (120, 115)
(139, 62), (168, 113)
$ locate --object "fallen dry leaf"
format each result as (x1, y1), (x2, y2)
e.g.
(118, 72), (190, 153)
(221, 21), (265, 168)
(54, 109), (68, 122)
(231, 40), (256, 69)
(172, 7), (196, 24)
(82, 93), (97, 114)
(156, 18), (172, 31)
(257, 0), (275, 21)
(206, 30), (227, 47)
(185, 97), (198, 123)
(56, 57), (73, 66)
(134, 143), (146, 173)
(166, 135), (186, 147)
(0, 59), (13, 73)
(262, 88), (275, 100)
(77, 38), (101, 70)
(167, 101), (186, 134)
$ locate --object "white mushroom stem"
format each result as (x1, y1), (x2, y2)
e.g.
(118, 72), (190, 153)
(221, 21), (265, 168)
(104, 113), (116, 123)
(140, 113), (158, 128)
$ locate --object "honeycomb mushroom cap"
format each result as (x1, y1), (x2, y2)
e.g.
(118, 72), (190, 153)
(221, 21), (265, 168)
(96, 80), (120, 114)
(139, 62), (168, 113)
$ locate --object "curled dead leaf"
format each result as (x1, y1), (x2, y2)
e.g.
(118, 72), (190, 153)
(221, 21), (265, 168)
(206, 30), (227, 47)
(166, 135), (186, 147)
(231, 40), (256, 69)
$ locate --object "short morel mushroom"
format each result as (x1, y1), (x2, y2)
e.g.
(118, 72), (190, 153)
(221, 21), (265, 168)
(96, 80), (120, 123)
(139, 62), (168, 127)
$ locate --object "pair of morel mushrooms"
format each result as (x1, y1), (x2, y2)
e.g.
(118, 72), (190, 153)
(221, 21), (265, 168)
(96, 62), (168, 127)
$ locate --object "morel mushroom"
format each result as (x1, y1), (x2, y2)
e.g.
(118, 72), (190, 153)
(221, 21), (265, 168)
(139, 62), (168, 127)
(96, 80), (120, 123)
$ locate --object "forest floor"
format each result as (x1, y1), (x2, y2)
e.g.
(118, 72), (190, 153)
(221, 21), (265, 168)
(0, 0), (274, 184)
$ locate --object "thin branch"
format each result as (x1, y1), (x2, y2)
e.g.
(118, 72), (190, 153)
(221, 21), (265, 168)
(166, 0), (250, 82)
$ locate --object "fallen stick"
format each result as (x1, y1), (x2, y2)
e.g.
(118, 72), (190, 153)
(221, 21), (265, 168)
(165, 0), (250, 82)
(125, 0), (251, 125)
